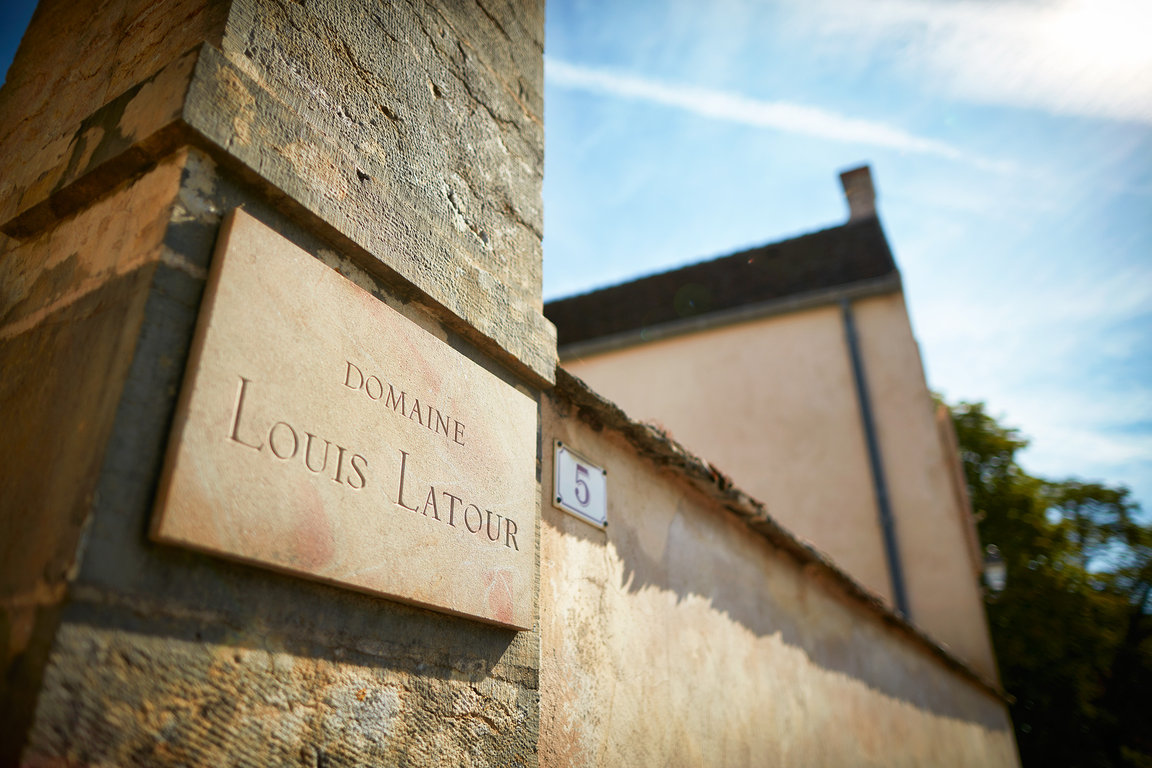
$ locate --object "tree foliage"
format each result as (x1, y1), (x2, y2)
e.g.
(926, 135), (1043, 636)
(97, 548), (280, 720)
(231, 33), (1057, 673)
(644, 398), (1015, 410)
(950, 402), (1152, 767)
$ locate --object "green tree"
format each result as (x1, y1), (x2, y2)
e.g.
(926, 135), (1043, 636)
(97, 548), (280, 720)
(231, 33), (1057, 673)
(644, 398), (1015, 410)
(949, 402), (1151, 767)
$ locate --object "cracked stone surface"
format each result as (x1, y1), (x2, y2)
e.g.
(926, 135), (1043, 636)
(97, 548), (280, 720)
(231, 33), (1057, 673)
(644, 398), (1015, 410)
(218, 0), (552, 379)
(1, 0), (555, 383)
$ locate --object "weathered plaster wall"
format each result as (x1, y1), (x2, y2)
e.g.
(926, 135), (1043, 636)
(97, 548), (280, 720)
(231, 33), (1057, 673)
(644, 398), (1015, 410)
(562, 304), (893, 603)
(540, 380), (1018, 767)
(1, 0), (548, 763)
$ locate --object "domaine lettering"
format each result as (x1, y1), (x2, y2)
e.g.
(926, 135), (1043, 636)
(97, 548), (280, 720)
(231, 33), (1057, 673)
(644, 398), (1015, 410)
(343, 361), (465, 447)
(226, 374), (518, 551)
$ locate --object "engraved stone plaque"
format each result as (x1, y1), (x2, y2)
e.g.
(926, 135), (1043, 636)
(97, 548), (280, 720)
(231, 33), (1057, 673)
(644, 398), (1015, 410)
(152, 209), (537, 629)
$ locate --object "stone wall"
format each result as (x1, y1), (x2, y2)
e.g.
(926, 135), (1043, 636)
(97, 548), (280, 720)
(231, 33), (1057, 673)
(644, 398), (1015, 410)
(0, 151), (188, 763)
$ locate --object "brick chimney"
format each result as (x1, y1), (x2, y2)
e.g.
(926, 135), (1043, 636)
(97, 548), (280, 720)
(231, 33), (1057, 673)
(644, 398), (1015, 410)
(839, 165), (876, 221)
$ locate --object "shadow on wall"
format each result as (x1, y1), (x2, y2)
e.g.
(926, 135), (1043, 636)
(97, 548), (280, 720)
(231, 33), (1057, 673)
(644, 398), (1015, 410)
(543, 447), (1008, 732)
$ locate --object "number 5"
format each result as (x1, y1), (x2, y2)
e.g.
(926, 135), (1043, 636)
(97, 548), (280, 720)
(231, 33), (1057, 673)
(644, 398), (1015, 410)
(575, 464), (591, 506)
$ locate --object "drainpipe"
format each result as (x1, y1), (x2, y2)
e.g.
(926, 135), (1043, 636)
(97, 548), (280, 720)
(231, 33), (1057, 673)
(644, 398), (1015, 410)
(840, 298), (910, 617)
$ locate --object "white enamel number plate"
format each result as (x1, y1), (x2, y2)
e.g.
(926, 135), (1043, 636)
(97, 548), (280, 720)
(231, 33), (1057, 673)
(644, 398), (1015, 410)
(553, 440), (607, 528)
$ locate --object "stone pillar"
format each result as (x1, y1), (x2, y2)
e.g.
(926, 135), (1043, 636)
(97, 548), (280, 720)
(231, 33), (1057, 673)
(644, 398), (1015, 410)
(0, 0), (551, 764)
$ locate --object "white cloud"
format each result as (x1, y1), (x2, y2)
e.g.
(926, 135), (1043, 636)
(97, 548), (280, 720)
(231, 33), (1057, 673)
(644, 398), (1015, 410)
(913, 257), (1152, 501)
(546, 57), (1007, 168)
(787, 0), (1152, 124)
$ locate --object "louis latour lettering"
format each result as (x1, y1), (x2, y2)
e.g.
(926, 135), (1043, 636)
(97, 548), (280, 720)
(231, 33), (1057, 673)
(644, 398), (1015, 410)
(394, 450), (520, 550)
(228, 373), (520, 552)
(228, 376), (368, 489)
(344, 360), (466, 447)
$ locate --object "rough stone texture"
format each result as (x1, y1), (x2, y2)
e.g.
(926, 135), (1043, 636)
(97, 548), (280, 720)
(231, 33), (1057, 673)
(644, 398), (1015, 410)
(1, 0), (549, 759)
(0, 49), (199, 239)
(0, 152), (188, 761)
(0, 0), (227, 226)
(26, 599), (537, 767)
(1, 0), (552, 749)
(1, 0), (555, 385)
(214, 0), (554, 382)
(540, 375), (1019, 767)
(0, 0), (551, 751)
(221, 0), (545, 309)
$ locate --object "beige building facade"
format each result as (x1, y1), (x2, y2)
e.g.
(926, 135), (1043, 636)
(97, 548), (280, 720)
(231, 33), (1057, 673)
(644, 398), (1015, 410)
(548, 170), (998, 679)
(0, 1), (1016, 764)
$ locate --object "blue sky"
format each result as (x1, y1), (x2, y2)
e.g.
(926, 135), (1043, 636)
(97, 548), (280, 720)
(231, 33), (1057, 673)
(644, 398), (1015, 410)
(2, 0), (1149, 515)
(543, 0), (1152, 517)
